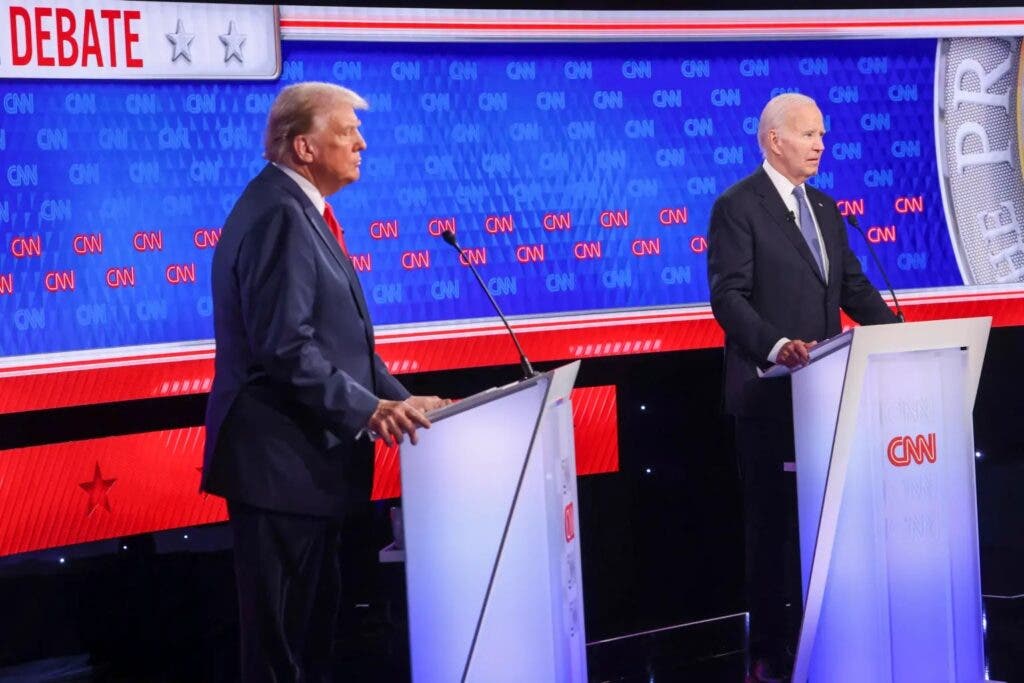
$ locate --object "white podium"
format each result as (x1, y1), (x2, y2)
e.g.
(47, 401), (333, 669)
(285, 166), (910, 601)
(778, 318), (992, 683)
(400, 361), (588, 683)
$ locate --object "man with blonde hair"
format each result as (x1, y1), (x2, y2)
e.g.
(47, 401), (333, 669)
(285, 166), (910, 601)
(707, 93), (897, 683)
(203, 81), (447, 682)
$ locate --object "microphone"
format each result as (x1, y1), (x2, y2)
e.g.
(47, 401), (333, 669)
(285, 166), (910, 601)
(440, 230), (537, 379)
(844, 215), (905, 322)
(787, 210), (796, 223)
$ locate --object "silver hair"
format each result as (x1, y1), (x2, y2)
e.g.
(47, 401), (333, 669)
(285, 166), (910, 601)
(263, 82), (369, 163)
(756, 93), (819, 157)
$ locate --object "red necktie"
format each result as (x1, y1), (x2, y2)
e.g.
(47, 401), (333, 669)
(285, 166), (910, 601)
(322, 203), (349, 256)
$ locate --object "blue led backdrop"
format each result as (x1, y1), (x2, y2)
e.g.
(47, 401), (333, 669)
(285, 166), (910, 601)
(0, 38), (952, 356)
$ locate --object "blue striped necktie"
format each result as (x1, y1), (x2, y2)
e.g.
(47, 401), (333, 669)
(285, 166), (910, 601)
(792, 185), (824, 278)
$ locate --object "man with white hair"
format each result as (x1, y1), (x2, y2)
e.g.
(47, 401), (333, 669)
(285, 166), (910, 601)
(203, 82), (447, 682)
(707, 93), (897, 682)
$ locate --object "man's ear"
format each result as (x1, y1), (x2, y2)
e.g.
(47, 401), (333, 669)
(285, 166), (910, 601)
(291, 134), (314, 164)
(766, 129), (782, 156)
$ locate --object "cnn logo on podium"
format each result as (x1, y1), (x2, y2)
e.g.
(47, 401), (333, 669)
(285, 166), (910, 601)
(887, 433), (937, 467)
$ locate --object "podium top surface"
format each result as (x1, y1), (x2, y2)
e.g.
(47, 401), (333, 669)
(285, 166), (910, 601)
(761, 329), (853, 378)
(424, 360), (580, 424)
(761, 317), (991, 378)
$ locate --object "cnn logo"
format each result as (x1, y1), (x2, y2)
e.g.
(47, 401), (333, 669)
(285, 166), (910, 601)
(887, 433), (937, 467)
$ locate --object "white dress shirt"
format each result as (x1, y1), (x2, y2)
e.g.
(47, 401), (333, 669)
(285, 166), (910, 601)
(761, 159), (830, 363)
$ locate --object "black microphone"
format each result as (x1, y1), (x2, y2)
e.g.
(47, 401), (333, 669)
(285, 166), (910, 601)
(440, 230), (537, 379)
(787, 210), (796, 223)
(844, 214), (905, 322)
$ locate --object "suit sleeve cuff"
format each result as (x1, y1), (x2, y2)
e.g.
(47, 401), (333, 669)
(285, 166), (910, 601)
(768, 337), (790, 364)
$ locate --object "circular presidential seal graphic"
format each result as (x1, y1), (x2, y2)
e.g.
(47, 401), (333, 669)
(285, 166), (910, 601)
(938, 36), (1024, 285)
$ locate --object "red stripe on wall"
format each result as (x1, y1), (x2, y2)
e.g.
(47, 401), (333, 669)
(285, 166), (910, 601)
(0, 428), (225, 557)
(0, 386), (618, 556)
(372, 441), (402, 502)
(572, 385), (619, 476)
(0, 296), (1021, 414)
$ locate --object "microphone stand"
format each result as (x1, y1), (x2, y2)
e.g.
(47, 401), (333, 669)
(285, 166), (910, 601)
(844, 214), (905, 322)
(440, 230), (537, 379)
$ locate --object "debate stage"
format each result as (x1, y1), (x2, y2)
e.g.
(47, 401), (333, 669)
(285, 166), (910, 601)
(2, 331), (1023, 681)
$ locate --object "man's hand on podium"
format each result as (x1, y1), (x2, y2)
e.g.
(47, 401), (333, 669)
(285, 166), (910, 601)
(368, 396), (452, 446)
(777, 339), (817, 368)
(406, 395), (452, 413)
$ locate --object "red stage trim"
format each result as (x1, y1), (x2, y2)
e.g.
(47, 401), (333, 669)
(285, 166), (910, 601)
(0, 295), (1021, 415)
(0, 386), (618, 556)
(0, 428), (225, 557)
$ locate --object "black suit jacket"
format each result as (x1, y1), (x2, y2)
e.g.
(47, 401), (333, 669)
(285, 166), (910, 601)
(202, 164), (409, 517)
(707, 166), (897, 419)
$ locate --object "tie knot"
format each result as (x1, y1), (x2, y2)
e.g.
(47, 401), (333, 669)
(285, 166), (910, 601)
(792, 185), (806, 200)
(323, 203), (336, 221)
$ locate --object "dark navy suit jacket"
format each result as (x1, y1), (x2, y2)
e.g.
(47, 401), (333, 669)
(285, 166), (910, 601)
(707, 167), (897, 419)
(202, 164), (409, 517)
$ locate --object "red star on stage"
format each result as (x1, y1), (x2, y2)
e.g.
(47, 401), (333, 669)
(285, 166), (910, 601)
(79, 462), (116, 515)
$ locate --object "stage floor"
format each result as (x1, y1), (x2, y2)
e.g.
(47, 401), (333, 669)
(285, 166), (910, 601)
(1, 594), (1020, 681)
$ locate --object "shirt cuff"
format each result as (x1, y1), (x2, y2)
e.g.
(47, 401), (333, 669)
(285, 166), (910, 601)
(768, 337), (790, 364)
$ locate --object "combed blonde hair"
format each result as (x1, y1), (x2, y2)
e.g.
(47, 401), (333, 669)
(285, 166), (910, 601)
(263, 82), (369, 163)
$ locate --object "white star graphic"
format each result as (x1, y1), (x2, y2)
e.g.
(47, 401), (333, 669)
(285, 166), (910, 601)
(219, 21), (247, 64)
(166, 19), (195, 63)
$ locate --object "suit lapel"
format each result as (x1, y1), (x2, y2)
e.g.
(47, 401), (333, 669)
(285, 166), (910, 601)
(302, 205), (349, 273)
(752, 169), (827, 286)
(257, 165), (376, 347)
(303, 205), (375, 345)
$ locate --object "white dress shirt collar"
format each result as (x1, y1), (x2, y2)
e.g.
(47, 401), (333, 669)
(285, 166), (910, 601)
(762, 158), (802, 200)
(272, 162), (326, 214)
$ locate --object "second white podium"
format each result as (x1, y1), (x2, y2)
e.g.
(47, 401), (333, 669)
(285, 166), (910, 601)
(782, 318), (992, 683)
